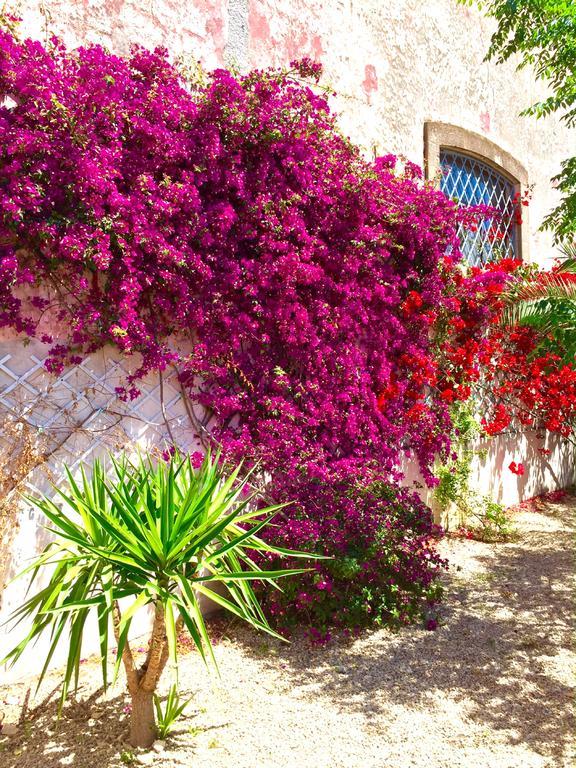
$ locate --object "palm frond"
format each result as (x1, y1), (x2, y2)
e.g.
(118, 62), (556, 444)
(559, 240), (576, 270)
(499, 250), (576, 364)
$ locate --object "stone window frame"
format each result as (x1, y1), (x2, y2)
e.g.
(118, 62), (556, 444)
(423, 121), (529, 262)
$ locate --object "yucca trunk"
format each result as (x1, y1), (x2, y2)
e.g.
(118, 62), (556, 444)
(115, 601), (170, 749)
(129, 689), (156, 748)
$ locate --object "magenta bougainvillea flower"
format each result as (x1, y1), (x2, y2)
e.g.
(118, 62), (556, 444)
(0, 29), (504, 632)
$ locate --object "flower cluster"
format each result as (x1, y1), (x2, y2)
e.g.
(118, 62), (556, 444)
(436, 261), (576, 453)
(258, 480), (446, 635)
(1, 30), (570, 635)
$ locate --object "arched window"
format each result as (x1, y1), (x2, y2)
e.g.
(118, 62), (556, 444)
(424, 122), (528, 265)
(439, 150), (517, 265)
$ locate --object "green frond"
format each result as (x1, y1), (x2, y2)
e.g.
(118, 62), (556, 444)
(499, 250), (576, 363)
(2, 450), (317, 704)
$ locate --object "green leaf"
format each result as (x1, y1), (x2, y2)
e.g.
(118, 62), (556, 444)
(193, 568), (310, 582)
(4, 450), (313, 711)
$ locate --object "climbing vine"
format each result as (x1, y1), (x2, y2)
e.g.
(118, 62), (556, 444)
(0, 25), (573, 633)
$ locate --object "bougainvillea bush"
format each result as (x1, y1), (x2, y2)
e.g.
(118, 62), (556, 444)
(0, 27), (571, 635)
(260, 480), (446, 639)
(438, 258), (576, 445)
(0, 32), (475, 481)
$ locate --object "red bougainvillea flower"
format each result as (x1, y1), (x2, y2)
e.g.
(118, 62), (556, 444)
(400, 290), (424, 316)
(482, 404), (511, 436)
(440, 388), (457, 403)
(508, 461), (525, 476)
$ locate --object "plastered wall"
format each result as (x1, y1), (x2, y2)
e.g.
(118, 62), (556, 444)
(11, 0), (574, 266)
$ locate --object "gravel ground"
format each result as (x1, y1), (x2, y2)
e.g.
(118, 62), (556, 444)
(1, 494), (574, 768)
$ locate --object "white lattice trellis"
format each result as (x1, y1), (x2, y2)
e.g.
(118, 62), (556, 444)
(0, 342), (199, 488)
(0, 337), (202, 665)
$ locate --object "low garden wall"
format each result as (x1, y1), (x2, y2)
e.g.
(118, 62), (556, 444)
(408, 433), (574, 529)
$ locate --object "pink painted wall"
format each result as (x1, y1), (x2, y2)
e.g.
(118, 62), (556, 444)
(247, 0), (572, 267)
(16, 0), (227, 67)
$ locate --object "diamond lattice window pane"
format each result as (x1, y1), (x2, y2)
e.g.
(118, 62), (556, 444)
(439, 150), (518, 265)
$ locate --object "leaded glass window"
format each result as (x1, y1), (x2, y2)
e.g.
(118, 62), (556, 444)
(439, 149), (518, 265)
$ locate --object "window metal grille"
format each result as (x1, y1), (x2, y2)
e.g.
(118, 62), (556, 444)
(439, 150), (518, 265)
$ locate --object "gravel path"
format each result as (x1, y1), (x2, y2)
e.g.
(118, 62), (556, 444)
(1, 494), (574, 768)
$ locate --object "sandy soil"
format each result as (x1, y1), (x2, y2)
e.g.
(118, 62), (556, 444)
(1, 495), (574, 768)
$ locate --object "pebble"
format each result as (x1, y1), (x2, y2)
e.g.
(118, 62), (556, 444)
(152, 740), (166, 752)
(1, 723), (19, 736)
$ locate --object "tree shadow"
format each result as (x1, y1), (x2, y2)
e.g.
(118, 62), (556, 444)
(0, 684), (132, 768)
(234, 499), (575, 763)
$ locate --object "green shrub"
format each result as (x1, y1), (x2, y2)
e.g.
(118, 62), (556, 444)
(2, 451), (312, 747)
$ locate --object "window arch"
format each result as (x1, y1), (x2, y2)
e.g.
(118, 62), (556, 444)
(424, 122), (529, 264)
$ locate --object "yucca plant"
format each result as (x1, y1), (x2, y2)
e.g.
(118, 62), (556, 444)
(154, 684), (193, 739)
(2, 450), (312, 747)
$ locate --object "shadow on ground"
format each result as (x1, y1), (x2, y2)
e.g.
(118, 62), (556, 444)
(235, 499), (576, 764)
(0, 685), (132, 768)
(1, 500), (574, 767)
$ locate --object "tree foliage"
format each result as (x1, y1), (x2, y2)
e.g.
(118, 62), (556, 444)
(460, 0), (576, 240)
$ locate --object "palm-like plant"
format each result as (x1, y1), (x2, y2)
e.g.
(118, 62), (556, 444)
(3, 450), (311, 747)
(499, 242), (576, 362)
